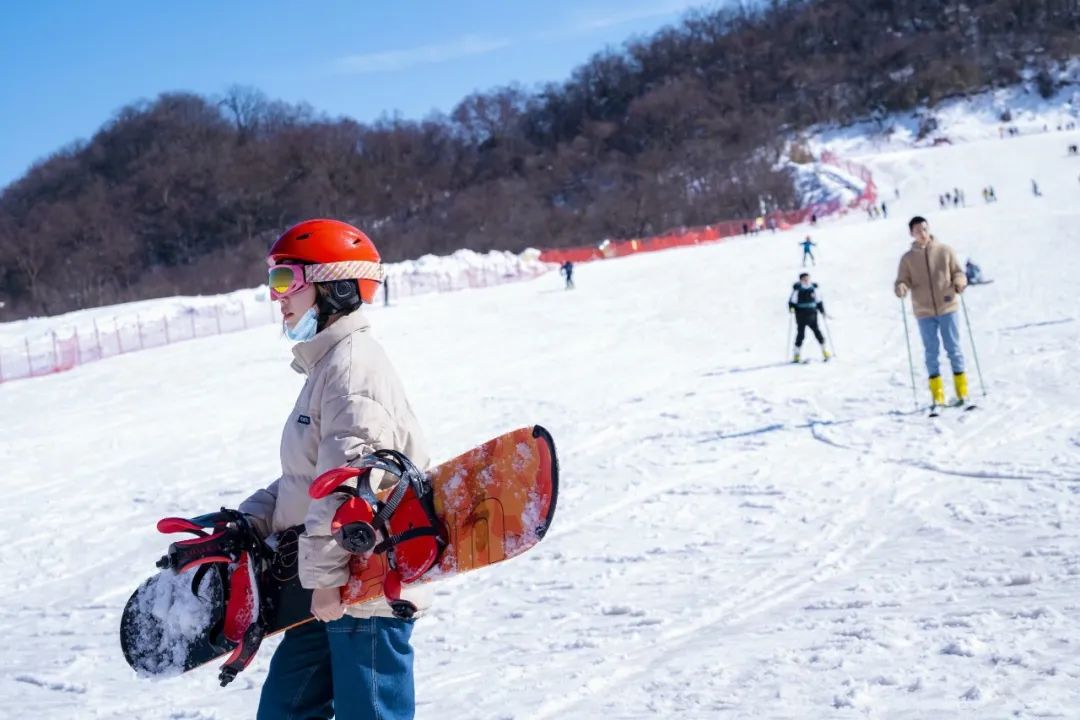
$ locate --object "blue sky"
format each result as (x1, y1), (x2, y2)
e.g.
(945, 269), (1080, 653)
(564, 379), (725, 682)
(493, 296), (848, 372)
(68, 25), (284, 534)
(0, 0), (722, 189)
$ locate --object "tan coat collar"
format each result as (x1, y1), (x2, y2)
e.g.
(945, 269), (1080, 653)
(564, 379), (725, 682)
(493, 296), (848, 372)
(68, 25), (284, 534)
(910, 235), (937, 252)
(290, 310), (370, 375)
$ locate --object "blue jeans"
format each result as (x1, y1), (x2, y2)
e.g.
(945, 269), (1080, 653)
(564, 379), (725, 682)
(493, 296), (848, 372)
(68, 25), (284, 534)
(916, 312), (965, 378)
(257, 616), (415, 720)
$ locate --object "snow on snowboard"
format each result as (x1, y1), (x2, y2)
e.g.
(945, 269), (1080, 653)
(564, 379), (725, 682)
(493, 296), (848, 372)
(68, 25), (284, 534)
(121, 425), (558, 684)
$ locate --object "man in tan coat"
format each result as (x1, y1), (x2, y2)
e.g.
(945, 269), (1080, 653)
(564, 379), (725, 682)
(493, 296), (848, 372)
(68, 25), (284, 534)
(895, 215), (969, 408)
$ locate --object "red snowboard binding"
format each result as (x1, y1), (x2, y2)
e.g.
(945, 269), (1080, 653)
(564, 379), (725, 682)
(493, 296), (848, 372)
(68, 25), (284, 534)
(310, 449), (447, 619)
(155, 509), (270, 686)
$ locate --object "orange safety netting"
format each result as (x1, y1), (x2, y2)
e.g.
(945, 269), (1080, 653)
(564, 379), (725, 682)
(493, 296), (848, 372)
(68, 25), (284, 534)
(540, 153), (877, 265)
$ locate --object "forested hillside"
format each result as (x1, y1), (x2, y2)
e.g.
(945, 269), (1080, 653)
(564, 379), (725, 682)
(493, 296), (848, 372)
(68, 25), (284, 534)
(1, 0), (1077, 318)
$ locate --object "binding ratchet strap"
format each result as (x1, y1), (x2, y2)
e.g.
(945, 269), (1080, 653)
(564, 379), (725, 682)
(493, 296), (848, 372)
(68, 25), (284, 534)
(313, 449), (447, 617)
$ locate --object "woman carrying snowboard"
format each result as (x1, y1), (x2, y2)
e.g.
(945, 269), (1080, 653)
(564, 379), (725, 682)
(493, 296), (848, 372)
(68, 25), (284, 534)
(240, 218), (429, 720)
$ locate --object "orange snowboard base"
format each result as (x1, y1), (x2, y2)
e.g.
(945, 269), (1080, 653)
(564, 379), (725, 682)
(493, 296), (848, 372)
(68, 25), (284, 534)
(341, 424), (559, 606)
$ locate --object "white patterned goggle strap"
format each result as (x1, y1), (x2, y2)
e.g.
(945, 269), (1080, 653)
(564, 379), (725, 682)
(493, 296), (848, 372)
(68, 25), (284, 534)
(305, 260), (383, 283)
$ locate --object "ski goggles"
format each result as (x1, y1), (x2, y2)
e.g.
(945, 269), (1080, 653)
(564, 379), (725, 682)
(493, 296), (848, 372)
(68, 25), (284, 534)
(268, 261), (385, 300)
(268, 264), (311, 300)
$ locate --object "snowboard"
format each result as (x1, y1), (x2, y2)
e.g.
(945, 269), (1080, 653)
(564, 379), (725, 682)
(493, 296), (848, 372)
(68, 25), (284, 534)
(121, 425), (558, 682)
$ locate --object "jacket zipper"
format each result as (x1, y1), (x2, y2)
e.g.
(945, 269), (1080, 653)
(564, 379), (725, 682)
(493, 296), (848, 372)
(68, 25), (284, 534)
(923, 248), (940, 316)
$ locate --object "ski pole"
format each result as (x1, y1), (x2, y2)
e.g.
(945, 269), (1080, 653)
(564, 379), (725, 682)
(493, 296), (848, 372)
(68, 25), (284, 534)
(900, 298), (919, 410)
(822, 313), (837, 357)
(785, 311), (793, 361)
(960, 294), (987, 396)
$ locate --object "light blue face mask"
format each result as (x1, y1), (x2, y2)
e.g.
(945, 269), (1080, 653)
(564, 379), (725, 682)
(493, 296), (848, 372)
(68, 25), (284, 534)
(285, 307), (318, 342)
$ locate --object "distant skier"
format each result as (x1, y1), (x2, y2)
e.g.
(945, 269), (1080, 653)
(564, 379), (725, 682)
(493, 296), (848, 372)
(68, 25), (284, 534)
(800, 235), (816, 266)
(881, 201), (888, 218)
(788, 273), (830, 363)
(895, 216), (969, 410)
(1032, 179), (1042, 197)
(560, 261), (575, 289)
(965, 259), (989, 285)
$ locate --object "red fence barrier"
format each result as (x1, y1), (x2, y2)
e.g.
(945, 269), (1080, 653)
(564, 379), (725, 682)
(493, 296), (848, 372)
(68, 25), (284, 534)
(540, 153), (876, 265)
(0, 252), (551, 385)
(0, 299), (278, 384)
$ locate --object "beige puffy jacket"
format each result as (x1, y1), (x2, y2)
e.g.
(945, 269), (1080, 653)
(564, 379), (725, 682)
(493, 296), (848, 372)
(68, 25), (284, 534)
(894, 237), (967, 319)
(240, 309), (431, 618)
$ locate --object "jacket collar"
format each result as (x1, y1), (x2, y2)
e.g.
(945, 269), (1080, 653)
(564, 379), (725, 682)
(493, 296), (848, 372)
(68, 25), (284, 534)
(290, 310), (370, 375)
(910, 236), (937, 252)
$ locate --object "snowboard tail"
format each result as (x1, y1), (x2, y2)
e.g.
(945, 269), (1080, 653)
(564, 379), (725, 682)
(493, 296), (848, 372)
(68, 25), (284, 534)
(120, 425), (558, 682)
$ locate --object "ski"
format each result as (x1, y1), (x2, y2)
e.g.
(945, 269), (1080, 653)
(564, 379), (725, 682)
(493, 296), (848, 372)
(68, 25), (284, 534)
(927, 402), (977, 418)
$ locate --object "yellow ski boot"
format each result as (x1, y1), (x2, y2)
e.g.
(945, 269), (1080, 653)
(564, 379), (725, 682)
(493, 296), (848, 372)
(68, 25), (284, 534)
(928, 375), (945, 416)
(822, 348), (832, 362)
(952, 372), (969, 408)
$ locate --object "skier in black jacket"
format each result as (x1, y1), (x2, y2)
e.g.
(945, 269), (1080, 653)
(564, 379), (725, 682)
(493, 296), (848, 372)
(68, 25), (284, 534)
(560, 261), (575, 289)
(789, 273), (831, 363)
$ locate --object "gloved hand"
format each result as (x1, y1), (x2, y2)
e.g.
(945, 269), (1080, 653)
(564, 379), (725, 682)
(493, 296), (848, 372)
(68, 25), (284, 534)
(895, 283), (909, 298)
(954, 279), (967, 293)
(788, 306), (794, 314)
(311, 586), (346, 622)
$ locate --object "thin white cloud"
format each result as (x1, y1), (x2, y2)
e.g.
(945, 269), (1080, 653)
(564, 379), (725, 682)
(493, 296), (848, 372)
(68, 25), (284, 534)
(333, 35), (513, 75)
(572, 0), (715, 32)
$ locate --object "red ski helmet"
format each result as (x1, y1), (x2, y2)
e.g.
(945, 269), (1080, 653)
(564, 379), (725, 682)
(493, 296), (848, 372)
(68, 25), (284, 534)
(268, 219), (382, 304)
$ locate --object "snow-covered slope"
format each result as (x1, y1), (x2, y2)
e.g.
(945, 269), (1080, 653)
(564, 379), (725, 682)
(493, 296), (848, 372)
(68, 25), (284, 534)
(810, 66), (1080, 156)
(1, 123), (1079, 719)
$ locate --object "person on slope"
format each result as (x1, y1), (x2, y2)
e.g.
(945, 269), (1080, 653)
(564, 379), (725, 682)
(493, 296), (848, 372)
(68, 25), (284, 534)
(965, 258), (988, 286)
(561, 260), (575, 289)
(788, 272), (830, 363)
(800, 235), (817, 266)
(240, 218), (429, 720)
(895, 216), (969, 410)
